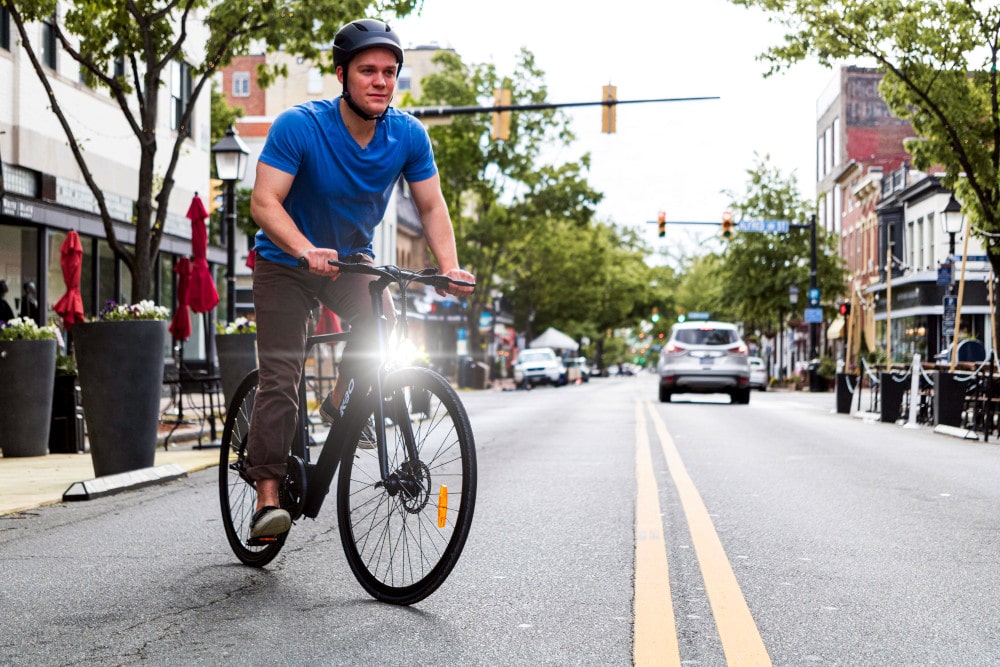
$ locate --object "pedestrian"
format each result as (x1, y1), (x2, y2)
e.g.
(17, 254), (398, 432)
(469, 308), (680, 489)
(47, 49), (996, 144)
(19, 280), (39, 323)
(0, 280), (14, 322)
(245, 18), (475, 540)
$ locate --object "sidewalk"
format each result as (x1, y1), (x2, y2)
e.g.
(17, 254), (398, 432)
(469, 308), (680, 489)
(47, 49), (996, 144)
(0, 424), (221, 516)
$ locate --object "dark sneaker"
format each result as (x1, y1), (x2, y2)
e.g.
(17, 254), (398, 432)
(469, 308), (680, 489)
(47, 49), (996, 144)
(319, 392), (339, 424)
(250, 506), (291, 539)
(320, 393), (376, 450)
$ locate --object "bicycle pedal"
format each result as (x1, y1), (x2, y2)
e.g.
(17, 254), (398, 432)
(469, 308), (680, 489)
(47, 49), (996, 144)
(247, 533), (284, 547)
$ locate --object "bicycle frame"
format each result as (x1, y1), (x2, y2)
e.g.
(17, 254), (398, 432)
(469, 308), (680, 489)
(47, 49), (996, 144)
(297, 266), (429, 519)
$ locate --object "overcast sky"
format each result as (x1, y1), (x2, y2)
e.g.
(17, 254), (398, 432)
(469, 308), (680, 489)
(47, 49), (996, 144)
(391, 0), (836, 258)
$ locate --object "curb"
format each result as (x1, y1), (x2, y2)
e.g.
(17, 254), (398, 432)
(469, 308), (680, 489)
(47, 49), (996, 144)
(63, 463), (188, 501)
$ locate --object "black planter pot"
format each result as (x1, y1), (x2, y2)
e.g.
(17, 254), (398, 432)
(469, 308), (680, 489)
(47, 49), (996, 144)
(75, 320), (166, 476)
(215, 333), (257, 411)
(49, 374), (85, 454)
(0, 338), (56, 457)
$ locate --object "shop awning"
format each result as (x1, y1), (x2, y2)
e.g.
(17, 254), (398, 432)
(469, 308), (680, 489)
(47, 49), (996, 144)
(827, 316), (845, 340)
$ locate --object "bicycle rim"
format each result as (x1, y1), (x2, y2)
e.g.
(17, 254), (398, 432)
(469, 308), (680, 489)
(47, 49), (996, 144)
(218, 370), (286, 566)
(337, 367), (477, 605)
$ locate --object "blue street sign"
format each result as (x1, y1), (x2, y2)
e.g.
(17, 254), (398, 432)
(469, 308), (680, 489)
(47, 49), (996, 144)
(736, 219), (790, 233)
(804, 307), (823, 324)
(937, 264), (952, 286)
(807, 287), (820, 307)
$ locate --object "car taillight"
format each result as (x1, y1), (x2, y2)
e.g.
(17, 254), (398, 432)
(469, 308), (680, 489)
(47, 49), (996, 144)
(666, 342), (685, 354)
(728, 342), (749, 356)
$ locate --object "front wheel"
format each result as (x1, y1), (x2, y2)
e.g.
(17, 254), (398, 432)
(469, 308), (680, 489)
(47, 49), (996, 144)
(336, 367), (477, 605)
(219, 370), (287, 567)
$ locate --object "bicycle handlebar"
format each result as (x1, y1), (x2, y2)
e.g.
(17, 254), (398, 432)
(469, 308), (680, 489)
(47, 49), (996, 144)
(297, 256), (474, 291)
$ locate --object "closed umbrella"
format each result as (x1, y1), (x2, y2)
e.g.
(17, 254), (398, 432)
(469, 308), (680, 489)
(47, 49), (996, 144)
(53, 230), (85, 330)
(186, 195), (219, 314)
(169, 258), (192, 343)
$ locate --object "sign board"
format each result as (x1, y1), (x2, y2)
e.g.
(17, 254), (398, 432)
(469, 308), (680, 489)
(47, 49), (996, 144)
(736, 219), (790, 233)
(937, 264), (952, 286)
(804, 307), (824, 324)
(687, 311), (710, 320)
(807, 288), (820, 308)
(943, 296), (957, 339)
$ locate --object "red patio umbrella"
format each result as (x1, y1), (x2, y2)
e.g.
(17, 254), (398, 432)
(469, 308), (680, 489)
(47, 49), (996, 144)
(314, 305), (342, 335)
(186, 195), (219, 314)
(169, 258), (192, 342)
(53, 230), (85, 330)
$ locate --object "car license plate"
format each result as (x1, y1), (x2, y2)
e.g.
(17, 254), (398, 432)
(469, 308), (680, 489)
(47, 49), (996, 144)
(699, 356), (714, 366)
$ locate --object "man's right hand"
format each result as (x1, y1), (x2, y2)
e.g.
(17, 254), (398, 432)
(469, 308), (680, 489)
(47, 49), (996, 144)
(297, 248), (342, 278)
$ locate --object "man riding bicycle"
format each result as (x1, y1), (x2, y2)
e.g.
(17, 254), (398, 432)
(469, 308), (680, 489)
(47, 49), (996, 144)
(247, 18), (475, 540)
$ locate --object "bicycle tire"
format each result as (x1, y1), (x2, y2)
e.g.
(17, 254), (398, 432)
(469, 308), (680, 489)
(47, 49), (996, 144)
(218, 370), (287, 566)
(336, 366), (477, 605)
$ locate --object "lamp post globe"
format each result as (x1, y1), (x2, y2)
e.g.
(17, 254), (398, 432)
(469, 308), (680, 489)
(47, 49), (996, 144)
(211, 126), (250, 323)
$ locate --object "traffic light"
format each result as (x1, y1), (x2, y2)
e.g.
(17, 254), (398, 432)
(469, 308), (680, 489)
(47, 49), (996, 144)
(838, 301), (851, 317)
(601, 84), (617, 134)
(491, 88), (511, 141)
(651, 306), (660, 323)
(721, 211), (734, 240)
(657, 210), (666, 238)
(209, 178), (224, 216)
(677, 310), (686, 323)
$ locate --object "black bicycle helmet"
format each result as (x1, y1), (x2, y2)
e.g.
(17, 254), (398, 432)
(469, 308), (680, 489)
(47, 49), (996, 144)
(332, 18), (404, 72)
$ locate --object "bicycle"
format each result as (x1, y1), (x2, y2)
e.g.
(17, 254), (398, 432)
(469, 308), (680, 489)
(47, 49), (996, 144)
(218, 260), (477, 605)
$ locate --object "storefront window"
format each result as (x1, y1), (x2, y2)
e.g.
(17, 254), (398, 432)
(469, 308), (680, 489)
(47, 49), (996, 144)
(98, 240), (116, 307)
(0, 224), (39, 321)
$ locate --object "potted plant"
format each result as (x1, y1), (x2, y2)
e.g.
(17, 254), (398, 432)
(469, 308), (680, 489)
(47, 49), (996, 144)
(0, 317), (58, 457)
(74, 300), (168, 476)
(215, 317), (257, 412)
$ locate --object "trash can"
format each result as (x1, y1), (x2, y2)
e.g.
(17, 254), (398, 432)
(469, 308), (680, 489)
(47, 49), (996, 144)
(472, 362), (489, 389)
(808, 361), (826, 392)
(934, 371), (965, 427)
(879, 371), (908, 423)
(458, 358), (473, 389)
(835, 373), (853, 414)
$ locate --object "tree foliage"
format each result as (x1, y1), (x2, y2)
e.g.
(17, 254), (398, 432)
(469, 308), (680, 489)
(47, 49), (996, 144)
(3, 0), (419, 302)
(730, 0), (1000, 270)
(407, 48), (654, 361)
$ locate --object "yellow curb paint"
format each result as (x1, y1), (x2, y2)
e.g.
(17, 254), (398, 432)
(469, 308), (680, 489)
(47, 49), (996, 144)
(646, 402), (772, 666)
(633, 402), (681, 666)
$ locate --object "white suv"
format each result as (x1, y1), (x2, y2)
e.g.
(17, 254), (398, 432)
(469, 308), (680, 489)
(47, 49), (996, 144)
(656, 321), (751, 404)
(513, 347), (566, 388)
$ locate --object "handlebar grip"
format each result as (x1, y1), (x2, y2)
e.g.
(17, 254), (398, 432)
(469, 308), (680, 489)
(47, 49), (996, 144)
(297, 256), (309, 269)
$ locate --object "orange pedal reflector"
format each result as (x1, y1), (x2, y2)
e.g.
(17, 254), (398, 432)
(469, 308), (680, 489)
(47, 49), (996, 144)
(437, 485), (448, 528)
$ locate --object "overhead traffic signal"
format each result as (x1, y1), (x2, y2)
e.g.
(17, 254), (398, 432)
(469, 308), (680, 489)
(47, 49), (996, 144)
(209, 178), (224, 216)
(601, 84), (617, 134)
(721, 211), (734, 240)
(838, 301), (851, 317)
(491, 88), (511, 141)
(657, 210), (666, 237)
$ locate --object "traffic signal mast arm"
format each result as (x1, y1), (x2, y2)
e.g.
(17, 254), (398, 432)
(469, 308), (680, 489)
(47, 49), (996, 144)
(406, 95), (720, 119)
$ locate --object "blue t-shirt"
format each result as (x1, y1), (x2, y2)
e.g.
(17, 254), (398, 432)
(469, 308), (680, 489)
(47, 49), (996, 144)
(254, 98), (438, 265)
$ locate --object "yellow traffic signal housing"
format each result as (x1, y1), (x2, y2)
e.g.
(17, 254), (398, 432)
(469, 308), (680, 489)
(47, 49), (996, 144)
(601, 84), (617, 134)
(657, 210), (666, 237)
(721, 210), (734, 240)
(491, 88), (511, 141)
(209, 178), (224, 215)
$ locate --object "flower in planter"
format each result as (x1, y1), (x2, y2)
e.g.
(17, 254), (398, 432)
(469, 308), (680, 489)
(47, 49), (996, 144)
(216, 317), (256, 335)
(97, 299), (169, 321)
(0, 317), (58, 341)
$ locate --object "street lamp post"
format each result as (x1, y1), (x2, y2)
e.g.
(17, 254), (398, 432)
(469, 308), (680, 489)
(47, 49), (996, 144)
(788, 284), (799, 379)
(211, 126), (250, 323)
(941, 194), (964, 271)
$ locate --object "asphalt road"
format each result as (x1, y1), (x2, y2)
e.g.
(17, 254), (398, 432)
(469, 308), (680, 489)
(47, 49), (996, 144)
(2, 374), (1000, 665)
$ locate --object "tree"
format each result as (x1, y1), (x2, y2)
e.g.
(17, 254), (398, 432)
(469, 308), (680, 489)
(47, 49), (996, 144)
(730, 0), (1000, 273)
(3, 0), (419, 303)
(717, 154), (845, 331)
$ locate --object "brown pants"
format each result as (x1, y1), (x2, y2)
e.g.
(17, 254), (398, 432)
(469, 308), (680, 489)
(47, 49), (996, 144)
(245, 257), (394, 481)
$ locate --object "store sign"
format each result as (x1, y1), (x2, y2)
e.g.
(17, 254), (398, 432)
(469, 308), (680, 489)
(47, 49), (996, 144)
(2, 197), (34, 219)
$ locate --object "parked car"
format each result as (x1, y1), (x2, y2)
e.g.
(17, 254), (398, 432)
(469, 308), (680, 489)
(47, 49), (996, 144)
(656, 321), (751, 404)
(748, 356), (768, 391)
(564, 356), (591, 383)
(513, 347), (567, 388)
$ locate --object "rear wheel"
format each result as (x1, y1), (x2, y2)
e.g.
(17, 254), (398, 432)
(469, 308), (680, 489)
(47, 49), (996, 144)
(219, 371), (287, 567)
(659, 384), (672, 403)
(337, 367), (477, 605)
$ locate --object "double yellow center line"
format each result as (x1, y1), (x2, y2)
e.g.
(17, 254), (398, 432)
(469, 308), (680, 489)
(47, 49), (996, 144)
(634, 401), (772, 666)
